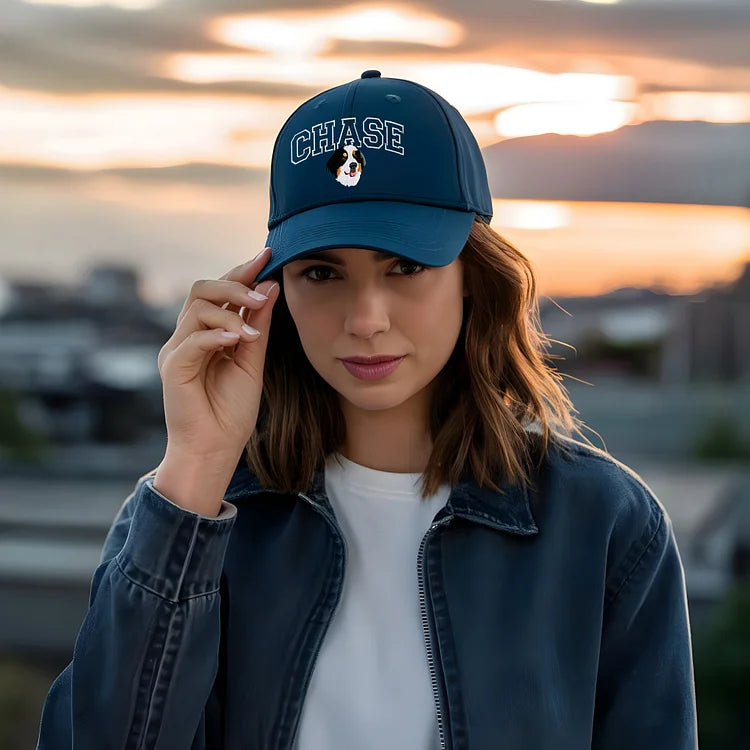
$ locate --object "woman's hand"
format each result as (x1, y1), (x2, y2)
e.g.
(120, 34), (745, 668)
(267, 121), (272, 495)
(156, 246), (280, 466)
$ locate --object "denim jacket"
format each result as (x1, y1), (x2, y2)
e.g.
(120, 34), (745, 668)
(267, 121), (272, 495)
(37, 434), (698, 749)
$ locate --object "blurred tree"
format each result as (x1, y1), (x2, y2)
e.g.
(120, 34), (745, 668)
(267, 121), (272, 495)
(693, 582), (750, 747)
(0, 387), (50, 463)
(576, 330), (662, 378)
(692, 412), (750, 460)
(0, 658), (56, 749)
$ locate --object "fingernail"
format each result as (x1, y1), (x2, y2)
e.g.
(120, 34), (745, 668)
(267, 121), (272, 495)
(243, 247), (270, 266)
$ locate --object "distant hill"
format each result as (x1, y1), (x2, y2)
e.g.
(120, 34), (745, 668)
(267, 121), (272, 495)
(482, 121), (750, 208)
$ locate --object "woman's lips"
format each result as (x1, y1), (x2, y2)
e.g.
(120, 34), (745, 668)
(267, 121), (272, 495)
(341, 356), (405, 381)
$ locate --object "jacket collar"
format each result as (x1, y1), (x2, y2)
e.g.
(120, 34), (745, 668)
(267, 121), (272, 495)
(224, 446), (542, 538)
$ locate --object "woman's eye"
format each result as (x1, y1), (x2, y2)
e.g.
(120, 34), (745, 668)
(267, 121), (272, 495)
(301, 265), (336, 282)
(300, 261), (425, 283)
(393, 261), (425, 276)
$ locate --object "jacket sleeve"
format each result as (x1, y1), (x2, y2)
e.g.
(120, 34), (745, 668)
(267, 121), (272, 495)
(592, 495), (699, 749)
(36, 471), (238, 750)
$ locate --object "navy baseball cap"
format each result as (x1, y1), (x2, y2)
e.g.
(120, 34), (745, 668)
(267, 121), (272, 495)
(256, 69), (493, 283)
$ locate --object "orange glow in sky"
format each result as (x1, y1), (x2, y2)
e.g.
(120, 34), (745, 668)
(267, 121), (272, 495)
(493, 201), (750, 296)
(4, 1), (750, 300)
(2, 4), (749, 170)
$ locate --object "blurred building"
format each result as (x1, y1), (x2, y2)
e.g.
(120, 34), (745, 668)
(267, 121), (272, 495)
(661, 262), (750, 383)
(540, 261), (750, 384)
(0, 263), (170, 442)
(83, 265), (142, 308)
(1, 258), (748, 448)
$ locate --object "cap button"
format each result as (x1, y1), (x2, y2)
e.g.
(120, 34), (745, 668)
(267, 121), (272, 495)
(361, 70), (381, 78)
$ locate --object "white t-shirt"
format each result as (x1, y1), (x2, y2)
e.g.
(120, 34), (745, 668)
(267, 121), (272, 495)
(293, 451), (452, 749)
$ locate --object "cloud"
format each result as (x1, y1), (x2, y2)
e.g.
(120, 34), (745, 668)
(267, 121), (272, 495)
(3, 0), (748, 303)
(0, 160), (266, 183)
(2, 0), (750, 98)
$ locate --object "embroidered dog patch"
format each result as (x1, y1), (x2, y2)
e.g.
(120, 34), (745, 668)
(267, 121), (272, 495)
(289, 116), (405, 187)
(326, 143), (366, 186)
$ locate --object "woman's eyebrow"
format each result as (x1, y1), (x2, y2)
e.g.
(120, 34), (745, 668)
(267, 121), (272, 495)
(296, 250), (397, 266)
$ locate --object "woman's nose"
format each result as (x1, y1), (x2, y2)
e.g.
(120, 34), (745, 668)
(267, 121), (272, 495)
(343, 293), (391, 337)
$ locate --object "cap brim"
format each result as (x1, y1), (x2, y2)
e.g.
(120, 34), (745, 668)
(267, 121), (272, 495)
(256, 200), (475, 282)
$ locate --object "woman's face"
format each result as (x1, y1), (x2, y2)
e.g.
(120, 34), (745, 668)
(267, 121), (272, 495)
(282, 247), (467, 414)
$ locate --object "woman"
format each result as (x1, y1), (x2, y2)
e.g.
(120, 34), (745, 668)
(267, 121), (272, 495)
(37, 71), (698, 749)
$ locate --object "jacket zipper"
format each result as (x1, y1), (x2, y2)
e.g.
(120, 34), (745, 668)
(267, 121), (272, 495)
(418, 516), (453, 750)
(289, 492), (452, 750)
(284, 491), (349, 750)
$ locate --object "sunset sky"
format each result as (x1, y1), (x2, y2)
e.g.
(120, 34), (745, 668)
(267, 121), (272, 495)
(1, 0), (749, 304)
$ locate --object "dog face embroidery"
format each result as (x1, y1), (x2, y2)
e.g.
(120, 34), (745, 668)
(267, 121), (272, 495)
(326, 142), (366, 187)
(290, 117), (405, 189)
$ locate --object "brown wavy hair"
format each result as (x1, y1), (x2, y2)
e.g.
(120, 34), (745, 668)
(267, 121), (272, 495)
(245, 215), (597, 499)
